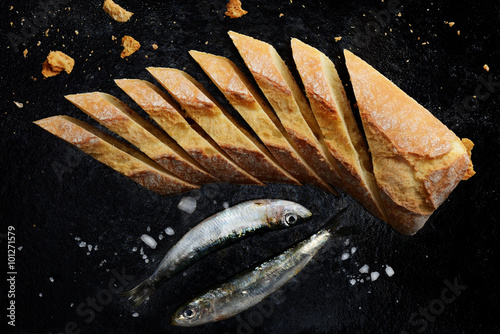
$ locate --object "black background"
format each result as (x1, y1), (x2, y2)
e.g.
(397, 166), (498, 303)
(1, 0), (499, 333)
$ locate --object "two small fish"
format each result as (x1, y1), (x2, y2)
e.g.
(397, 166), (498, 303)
(123, 199), (345, 327)
(123, 199), (312, 306)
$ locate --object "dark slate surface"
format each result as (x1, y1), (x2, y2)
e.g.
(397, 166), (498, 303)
(1, 0), (499, 333)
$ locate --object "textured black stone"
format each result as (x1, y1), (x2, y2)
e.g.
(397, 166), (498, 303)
(1, 0), (499, 333)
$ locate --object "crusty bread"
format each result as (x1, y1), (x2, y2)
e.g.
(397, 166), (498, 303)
(228, 31), (344, 188)
(189, 50), (335, 193)
(291, 39), (386, 220)
(34, 116), (198, 195)
(65, 92), (217, 185)
(114, 79), (262, 185)
(147, 67), (300, 185)
(344, 50), (474, 235)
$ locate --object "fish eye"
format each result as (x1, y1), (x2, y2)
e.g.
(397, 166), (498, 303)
(182, 307), (197, 319)
(285, 213), (298, 225)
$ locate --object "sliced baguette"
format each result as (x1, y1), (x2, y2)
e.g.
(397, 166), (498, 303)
(34, 116), (198, 195)
(65, 92), (217, 185)
(189, 50), (335, 193)
(228, 31), (344, 188)
(114, 79), (262, 185)
(344, 50), (474, 235)
(291, 39), (386, 220)
(147, 67), (300, 185)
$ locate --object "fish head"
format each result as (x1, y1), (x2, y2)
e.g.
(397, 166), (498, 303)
(171, 297), (215, 327)
(266, 200), (312, 228)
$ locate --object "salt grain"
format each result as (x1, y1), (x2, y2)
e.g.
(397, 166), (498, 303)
(223, 202), (229, 209)
(78, 241), (86, 248)
(349, 279), (356, 285)
(385, 266), (395, 277)
(132, 247), (137, 252)
(341, 253), (350, 260)
(371, 271), (380, 281)
(141, 234), (157, 249)
(158, 234), (164, 240)
(165, 227), (175, 236)
(178, 196), (197, 214)
(39, 293), (43, 297)
(87, 244), (92, 252)
(132, 312), (139, 317)
(351, 247), (357, 254)
(359, 264), (369, 274)
(49, 277), (54, 282)
(18, 246), (23, 251)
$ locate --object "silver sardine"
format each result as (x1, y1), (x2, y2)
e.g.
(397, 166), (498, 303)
(123, 199), (312, 306)
(171, 215), (344, 327)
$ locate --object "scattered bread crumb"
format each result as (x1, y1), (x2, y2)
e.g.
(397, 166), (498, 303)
(483, 64), (490, 72)
(121, 35), (140, 58)
(103, 0), (133, 22)
(397, 12), (401, 17)
(14, 101), (23, 108)
(23, 49), (28, 58)
(461, 138), (475, 180)
(42, 51), (75, 78)
(334, 36), (342, 42)
(225, 0), (248, 18)
(457, 30), (460, 35)
(152, 43), (158, 50)
(37, 41), (41, 46)
(75, 30), (79, 35)
(279, 13), (284, 17)
(112, 35), (117, 41)
(445, 21), (455, 27)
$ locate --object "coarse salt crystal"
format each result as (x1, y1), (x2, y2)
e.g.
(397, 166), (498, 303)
(132, 247), (137, 252)
(141, 234), (157, 249)
(341, 253), (350, 260)
(18, 246), (23, 251)
(78, 241), (86, 248)
(371, 271), (380, 281)
(349, 279), (356, 285)
(178, 196), (197, 214)
(39, 293), (43, 297)
(351, 247), (357, 254)
(385, 266), (395, 277)
(145, 259), (149, 263)
(132, 312), (139, 317)
(49, 277), (54, 282)
(158, 234), (164, 240)
(359, 264), (369, 274)
(87, 244), (92, 252)
(147, 226), (151, 232)
(165, 227), (175, 236)
(223, 202), (229, 209)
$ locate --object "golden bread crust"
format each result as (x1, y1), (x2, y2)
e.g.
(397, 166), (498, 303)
(65, 92), (217, 184)
(148, 67), (299, 185)
(228, 31), (344, 187)
(190, 50), (335, 192)
(115, 79), (262, 185)
(291, 39), (386, 219)
(34, 116), (198, 195)
(345, 49), (473, 234)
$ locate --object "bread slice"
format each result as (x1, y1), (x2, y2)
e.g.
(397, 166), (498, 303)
(291, 39), (386, 220)
(228, 31), (344, 188)
(114, 79), (262, 185)
(344, 50), (475, 235)
(147, 67), (300, 185)
(189, 50), (335, 193)
(65, 92), (217, 185)
(34, 116), (198, 195)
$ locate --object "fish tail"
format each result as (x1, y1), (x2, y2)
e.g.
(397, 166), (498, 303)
(121, 278), (158, 307)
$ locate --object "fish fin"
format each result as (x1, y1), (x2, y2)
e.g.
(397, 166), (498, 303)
(121, 278), (158, 307)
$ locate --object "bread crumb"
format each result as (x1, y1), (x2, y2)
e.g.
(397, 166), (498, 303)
(461, 138), (475, 180)
(42, 51), (75, 78)
(111, 35), (117, 41)
(23, 49), (28, 58)
(225, 0), (248, 18)
(457, 30), (460, 35)
(397, 12), (401, 17)
(75, 30), (79, 35)
(445, 21), (455, 27)
(45, 29), (49, 37)
(121, 35), (140, 58)
(152, 43), (158, 50)
(483, 64), (490, 72)
(103, 0), (133, 22)
(279, 13), (284, 17)
(334, 36), (342, 42)
(14, 101), (23, 108)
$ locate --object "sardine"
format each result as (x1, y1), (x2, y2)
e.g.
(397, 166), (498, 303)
(171, 210), (346, 327)
(123, 199), (312, 306)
